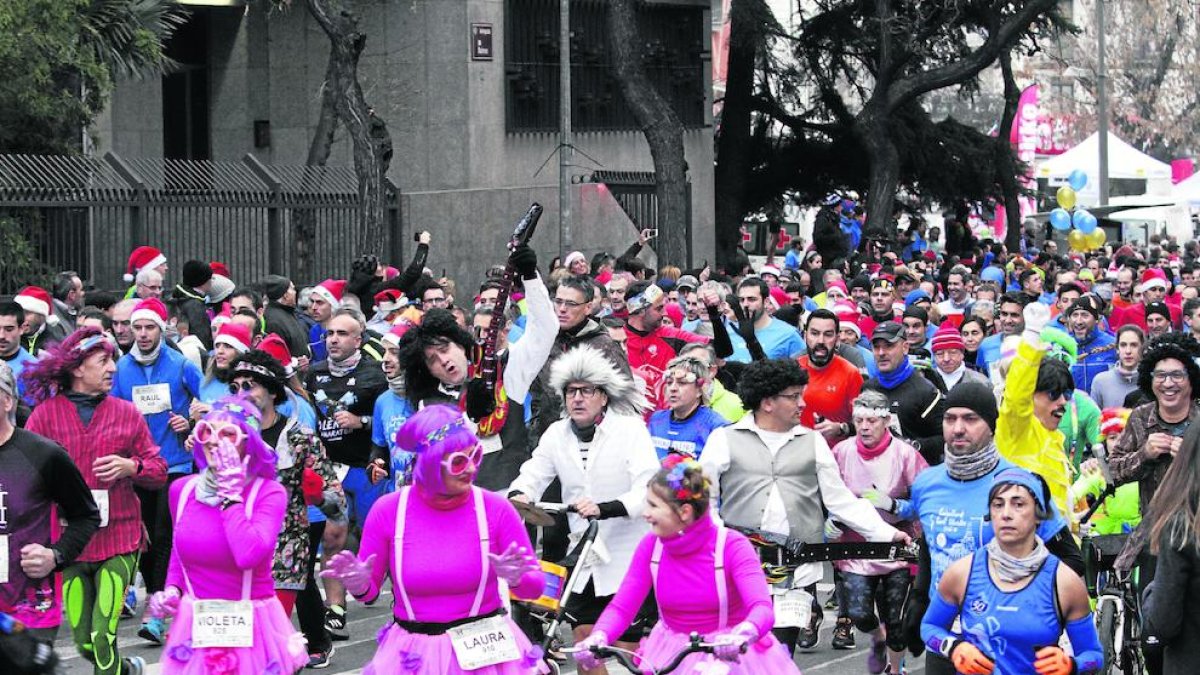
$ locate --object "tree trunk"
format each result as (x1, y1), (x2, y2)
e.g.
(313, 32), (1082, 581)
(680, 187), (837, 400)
(996, 51), (1024, 254)
(713, 0), (761, 273)
(607, 0), (690, 268)
(306, 0), (387, 252)
(295, 57), (339, 282)
(858, 109), (900, 244)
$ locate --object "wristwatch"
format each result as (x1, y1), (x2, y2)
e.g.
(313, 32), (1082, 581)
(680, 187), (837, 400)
(360, 416), (371, 427)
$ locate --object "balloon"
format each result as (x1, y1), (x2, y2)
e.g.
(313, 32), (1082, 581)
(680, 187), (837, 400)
(1068, 170), (1088, 192)
(1068, 229), (1090, 251)
(1087, 229), (1106, 248)
(1049, 208), (1072, 231)
(1056, 186), (1077, 210)
(1073, 209), (1098, 234)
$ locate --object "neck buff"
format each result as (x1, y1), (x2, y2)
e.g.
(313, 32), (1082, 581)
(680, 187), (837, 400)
(876, 357), (915, 390)
(856, 428), (893, 460)
(570, 414), (603, 442)
(131, 339), (162, 367)
(387, 372), (405, 396)
(328, 350), (362, 378)
(944, 441), (1000, 481)
(195, 469), (223, 507)
(66, 391), (106, 427)
(414, 482), (471, 511)
(985, 535), (1049, 584)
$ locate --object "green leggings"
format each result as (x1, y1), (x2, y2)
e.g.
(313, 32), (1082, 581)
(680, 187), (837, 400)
(63, 553), (139, 675)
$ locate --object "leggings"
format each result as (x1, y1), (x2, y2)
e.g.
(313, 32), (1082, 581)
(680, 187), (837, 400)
(63, 553), (139, 675)
(296, 520), (331, 654)
(136, 473), (189, 597)
(837, 568), (912, 651)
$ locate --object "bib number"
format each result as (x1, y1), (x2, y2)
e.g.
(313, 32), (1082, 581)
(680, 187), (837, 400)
(191, 600), (254, 648)
(773, 589), (812, 629)
(448, 615), (521, 670)
(91, 490), (109, 528)
(132, 384), (172, 416)
(0, 536), (8, 584)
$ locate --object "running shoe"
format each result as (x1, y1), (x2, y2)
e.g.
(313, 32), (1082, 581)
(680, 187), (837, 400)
(121, 587), (137, 619)
(796, 611), (823, 650)
(866, 634), (887, 672)
(137, 617), (165, 645)
(324, 605), (349, 641)
(123, 656), (147, 674)
(882, 664), (907, 675)
(831, 617), (856, 650)
(307, 645), (335, 669)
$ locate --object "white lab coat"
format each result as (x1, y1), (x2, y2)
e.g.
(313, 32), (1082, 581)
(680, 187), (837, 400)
(508, 412), (659, 596)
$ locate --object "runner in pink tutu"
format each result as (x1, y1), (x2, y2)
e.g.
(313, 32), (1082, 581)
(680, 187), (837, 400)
(320, 403), (547, 674)
(574, 456), (802, 674)
(147, 396), (308, 674)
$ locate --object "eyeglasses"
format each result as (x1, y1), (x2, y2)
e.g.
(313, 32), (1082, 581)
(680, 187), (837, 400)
(423, 297), (448, 307)
(229, 380), (257, 394)
(553, 298), (585, 309)
(774, 391), (804, 403)
(1152, 370), (1188, 384)
(1043, 388), (1075, 402)
(193, 420), (245, 446)
(564, 385), (600, 399)
(441, 444), (484, 476)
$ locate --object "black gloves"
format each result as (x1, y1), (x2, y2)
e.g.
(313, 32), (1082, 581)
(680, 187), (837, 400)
(509, 244), (538, 280)
(465, 378), (497, 421)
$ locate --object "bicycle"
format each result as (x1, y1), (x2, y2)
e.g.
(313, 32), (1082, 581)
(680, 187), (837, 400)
(562, 631), (743, 675)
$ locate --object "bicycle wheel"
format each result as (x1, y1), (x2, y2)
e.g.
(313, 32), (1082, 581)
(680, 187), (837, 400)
(1096, 599), (1118, 675)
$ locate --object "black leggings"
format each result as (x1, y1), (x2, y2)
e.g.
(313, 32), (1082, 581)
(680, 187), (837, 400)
(837, 569), (911, 651)
(136, 473), (190, 596)
(296, 520), (331, 653)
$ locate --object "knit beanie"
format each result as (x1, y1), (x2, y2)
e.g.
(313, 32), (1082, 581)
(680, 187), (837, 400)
(945, 381), (998, 431)
(260, 275), (291, 302)
(930, 322), (965, 353)
(182, 260), (213, 289)
(1145, 301), (1171, 324)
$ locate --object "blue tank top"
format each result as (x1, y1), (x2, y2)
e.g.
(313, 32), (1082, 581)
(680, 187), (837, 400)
(959, 549), (1062, 674)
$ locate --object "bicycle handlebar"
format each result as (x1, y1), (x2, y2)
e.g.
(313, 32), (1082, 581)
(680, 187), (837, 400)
(562, 632), (745, 675)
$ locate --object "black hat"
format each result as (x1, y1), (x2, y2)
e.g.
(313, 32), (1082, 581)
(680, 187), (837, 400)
(902, 306), (929, 325)
(260, 275), (292, 302)
(871, 321), (905, 344)
(945, 381), (999, 432)
(1145, 301), (1172, 324)
(182, 260), (213, 289)
(1067, 295), (1104, 320)
(230, 351), (287, 404)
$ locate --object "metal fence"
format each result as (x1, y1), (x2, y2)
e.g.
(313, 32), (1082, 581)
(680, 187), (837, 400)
(0, 152), (401, 293)
(590, 169), (692, 266)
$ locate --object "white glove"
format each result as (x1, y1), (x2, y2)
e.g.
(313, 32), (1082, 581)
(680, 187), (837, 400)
(1022, 302), (1051, 343)
(824, 517), (843, 540)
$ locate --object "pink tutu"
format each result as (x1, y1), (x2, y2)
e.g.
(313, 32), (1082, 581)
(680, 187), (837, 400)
(160, 596), (308, 674)
(364, 615), (549, 675)
(635, 621), (803, 674)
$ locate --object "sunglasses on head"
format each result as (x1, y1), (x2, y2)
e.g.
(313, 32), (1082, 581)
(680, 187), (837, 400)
(441, 444), (484, 476)
(192, 420), (245, 447)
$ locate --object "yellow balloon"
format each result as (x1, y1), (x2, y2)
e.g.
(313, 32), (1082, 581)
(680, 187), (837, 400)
(1057, 186), (1077, 210)
(1068, 229), (1089, 251)
(1088, 229), (1106, 249)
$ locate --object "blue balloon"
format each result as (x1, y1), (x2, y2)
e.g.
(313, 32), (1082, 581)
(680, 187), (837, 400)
(1068, 169), (1088, 192)
(1049, 208), (1072, 231)
(1073, 209), (1098, 234)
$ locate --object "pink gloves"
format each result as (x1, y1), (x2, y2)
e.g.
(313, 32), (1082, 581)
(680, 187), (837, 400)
(712, 622), (757, 662)
(319, 551), (376, 597)
(572, 630), (609, 670)
(147, 587), (181, 619)
(487, 542), (540, 586)
(211, 440), (250, 503)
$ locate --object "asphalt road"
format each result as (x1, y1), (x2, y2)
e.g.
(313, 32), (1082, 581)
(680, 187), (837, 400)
(58, 585), (930, 674)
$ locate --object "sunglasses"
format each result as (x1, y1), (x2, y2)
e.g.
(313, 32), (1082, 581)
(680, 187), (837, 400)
(1043, 388), (1074, 402)
(441, 444), (484, 476)
(229, 380), (257, 394)
(193, 420), (245, 447)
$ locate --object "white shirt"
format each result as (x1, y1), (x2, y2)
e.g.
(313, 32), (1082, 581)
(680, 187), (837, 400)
(939, 364), (967, 391)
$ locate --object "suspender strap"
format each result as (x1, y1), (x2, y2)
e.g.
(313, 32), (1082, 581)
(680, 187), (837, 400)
(715, 526), (728, 630)
(174, 476), (262, 601)
(468, 487), (491, 617)
(394, 487), (492, 620)
(650, 539), (663, 587)
(394, 487), (417, 620)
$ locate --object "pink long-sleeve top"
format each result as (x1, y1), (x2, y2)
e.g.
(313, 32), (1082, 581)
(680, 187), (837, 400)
(355, 487), (543, 623)
(165, 477), (287, 600)
(593, 515), (774, 640)
(829, 435), (927, 576)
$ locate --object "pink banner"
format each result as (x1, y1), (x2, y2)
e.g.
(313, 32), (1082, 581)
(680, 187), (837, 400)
(1172, 158), (1194, 184)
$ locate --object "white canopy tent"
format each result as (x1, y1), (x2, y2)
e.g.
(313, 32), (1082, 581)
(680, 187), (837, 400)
(1036, 132), (1173, 205)
(1172, 171), (1200, 205)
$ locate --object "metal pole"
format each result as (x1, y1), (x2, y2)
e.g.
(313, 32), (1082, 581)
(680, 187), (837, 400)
(1096, 0), (1109, 205)
(559, 0), (573, 256)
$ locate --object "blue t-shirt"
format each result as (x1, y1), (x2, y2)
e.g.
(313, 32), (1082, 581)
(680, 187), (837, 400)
(909, 458), (1068, 602)
(726, 318), (804, 363)
(975, 333), (1006, 377)
(199, 376), (230, 404)
(308, 323), (328, 363)
(648, 406), (728, 461)
(3, 348), (36, 397)
(372, 391), (415, 489)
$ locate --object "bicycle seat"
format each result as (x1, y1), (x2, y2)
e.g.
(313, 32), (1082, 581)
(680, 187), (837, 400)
(1087, 533), (1130, 559)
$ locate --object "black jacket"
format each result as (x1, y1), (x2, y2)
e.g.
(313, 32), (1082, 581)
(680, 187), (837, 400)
(812, 206), (849, 265)
(264, 301), (312, 361)
(864, 371), (947, 465)
(1143, 532), (1200, 675)
(170, 285), (213, 351)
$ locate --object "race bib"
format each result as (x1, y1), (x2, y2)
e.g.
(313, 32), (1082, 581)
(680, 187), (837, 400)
(331, 462), (351, 483)
(448, 615), (521, 670)
(91, 490), (109, 528)
(0, 536), (8, 584)
(132, 383), (172, 416)
(192, 600), (254, 648)
(773, 589), (812, 629)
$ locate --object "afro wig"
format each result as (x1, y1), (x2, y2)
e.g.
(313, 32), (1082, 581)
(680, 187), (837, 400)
(396, 308), (475, 406)
(736, 358), (810, 412)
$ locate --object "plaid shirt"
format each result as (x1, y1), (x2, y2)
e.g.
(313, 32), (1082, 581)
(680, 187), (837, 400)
(26, 395), (167, 563)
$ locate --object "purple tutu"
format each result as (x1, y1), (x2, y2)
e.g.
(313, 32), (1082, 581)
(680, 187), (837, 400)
(635, 621), (803, 674)
(160, 596), (308, 675)
(364, 615), (549, 675)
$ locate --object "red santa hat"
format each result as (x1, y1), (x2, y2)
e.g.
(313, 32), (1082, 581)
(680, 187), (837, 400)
(129, 298), (168, 329)
(1137, 268), (1169, 293)
(833, 301), (861, 338)
(311, 279), (346, 309)
(258, 333), (298, 377)
(209, 261), (230, 279)
(214, 323), (252, 354)
(14, 286), (54, 323)
(374, 288), (407, 313)
(124, 246), (167, 283)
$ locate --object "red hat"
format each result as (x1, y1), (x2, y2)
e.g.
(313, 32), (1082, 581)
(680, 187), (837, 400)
(825, 279), (849, 300)
(374, 288), (407, 313)
(383, 266), (400, 281)
(930, 321), (965, 353)
(311, 279), (346, 309)
(258, 333), (297, 377)
(130, 298), (168, 329)
(768, 285), (790, 309)
(124, 246), (167, 283)
(1100, 408), (1131, 439)
(1137, 268), (1169, 293)
(14, 286), (53, 320)
(663, 303), (683, 328)
(214, 323), (253, 354)
(833, 301), (861, 338)
(209, 261), (230, 279)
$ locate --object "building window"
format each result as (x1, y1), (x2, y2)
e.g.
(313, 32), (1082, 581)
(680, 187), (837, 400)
(505, 0), (707, 133)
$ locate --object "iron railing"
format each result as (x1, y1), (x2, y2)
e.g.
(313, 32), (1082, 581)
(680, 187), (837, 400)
(589, 169), (693, 266)
(0, 152), (401, 293)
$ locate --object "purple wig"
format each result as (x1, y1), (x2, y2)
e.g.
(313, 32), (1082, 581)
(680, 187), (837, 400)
(395, 404), (480, 493)
(192, 395), (279, 481)
(21, 327), (116, 406)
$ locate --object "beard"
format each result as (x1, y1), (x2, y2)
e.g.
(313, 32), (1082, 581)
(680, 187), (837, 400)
(808, 343), (833, 367)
